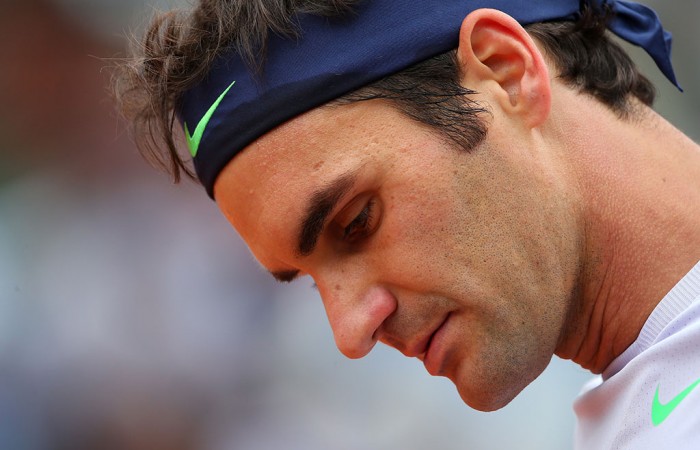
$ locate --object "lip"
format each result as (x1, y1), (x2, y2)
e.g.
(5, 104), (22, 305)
(400, 313), (448, 358)
(402, 328), (434, 358)
(422, 313), (451, 376)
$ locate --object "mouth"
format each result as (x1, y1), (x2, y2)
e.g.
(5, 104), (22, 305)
(417, 313), (451, 375)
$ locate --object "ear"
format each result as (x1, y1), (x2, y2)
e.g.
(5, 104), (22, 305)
(457, 9), (551, 128)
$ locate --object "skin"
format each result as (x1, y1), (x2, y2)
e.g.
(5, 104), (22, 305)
(213, 9), (700, 411)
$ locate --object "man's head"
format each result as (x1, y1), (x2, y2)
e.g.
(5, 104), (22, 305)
(114, 0), (680, 410)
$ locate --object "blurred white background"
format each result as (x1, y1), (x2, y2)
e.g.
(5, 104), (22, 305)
(0, 1), (697, 449)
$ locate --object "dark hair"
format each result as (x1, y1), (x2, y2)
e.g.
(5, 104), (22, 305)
(113, 0), (655, 183)
(113, 0), (363, 181)
(525, 3), (655, 115)
(330, 51), (490, 154)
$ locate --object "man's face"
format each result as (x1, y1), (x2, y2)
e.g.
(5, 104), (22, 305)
(214, 98), (583, 410)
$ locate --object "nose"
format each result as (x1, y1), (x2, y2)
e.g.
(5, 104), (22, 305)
(319, 283), (397, 359)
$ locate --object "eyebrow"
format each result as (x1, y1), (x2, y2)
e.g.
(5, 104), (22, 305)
(270, 269), (300, 283)
(268, 169), (359, 283)
(298, 170), (359, 256)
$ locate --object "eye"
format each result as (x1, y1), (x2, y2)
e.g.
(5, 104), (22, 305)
(342, 198), (379, 243)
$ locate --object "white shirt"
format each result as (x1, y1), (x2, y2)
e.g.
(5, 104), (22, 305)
(574, 261), (700, 449)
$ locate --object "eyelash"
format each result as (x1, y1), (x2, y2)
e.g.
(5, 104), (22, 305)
(342, 198), (376, 242)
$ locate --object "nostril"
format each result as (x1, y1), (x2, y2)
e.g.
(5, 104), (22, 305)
(335, 328), (378, 359)
(321, 281), (397, 360)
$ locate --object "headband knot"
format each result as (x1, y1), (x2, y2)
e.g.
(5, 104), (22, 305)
(601, 0), (681, 90)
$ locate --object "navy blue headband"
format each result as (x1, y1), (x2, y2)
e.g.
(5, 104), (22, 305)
(178, 0), (681, 198)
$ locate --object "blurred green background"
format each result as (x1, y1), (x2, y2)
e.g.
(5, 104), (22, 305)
(0, 1), (697, 449)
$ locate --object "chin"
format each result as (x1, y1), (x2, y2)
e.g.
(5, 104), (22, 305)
(450, 365), (534, 412)
(456, 384), (519, 412)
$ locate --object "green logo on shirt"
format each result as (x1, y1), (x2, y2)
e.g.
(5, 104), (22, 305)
(652, 377), (700, 426)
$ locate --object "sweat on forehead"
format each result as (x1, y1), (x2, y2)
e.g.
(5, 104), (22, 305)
(178, 0), (680, 199)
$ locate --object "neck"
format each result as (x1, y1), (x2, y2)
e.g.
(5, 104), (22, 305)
(550, 93), (700, 373)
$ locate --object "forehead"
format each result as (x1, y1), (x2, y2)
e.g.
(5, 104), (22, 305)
(212, 100), (420, 265)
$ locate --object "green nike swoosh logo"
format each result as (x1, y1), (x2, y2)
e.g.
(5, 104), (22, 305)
(652, 377), (700, 426)
(184, 80), (236, 157)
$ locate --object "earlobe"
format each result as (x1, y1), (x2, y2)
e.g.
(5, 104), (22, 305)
(456, 9), (551, 128)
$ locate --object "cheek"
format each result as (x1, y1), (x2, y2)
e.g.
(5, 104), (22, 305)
(373, 180), (480, 294)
